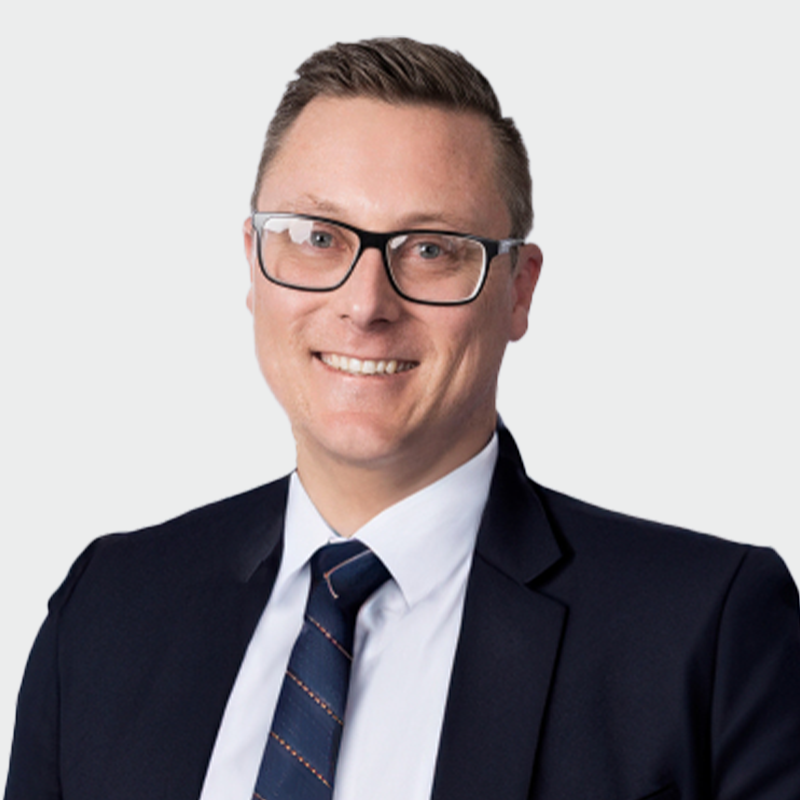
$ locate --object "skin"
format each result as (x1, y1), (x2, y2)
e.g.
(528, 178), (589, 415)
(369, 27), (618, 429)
(245, 96), (542, 535)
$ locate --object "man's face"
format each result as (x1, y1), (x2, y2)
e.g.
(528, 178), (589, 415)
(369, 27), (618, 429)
(245, 96), (540, 481)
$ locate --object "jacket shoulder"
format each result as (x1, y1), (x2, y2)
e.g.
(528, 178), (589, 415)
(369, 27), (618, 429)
(536, 482), (752, 560)
(529, 482), (796, 616)
(49, 477), (289, 613)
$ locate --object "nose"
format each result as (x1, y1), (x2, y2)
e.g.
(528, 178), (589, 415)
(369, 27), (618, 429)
(334, 246), (403, 327)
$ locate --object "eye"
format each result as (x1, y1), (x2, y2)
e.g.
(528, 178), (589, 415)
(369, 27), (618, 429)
(417, 241), (443, 259)
(309, 229), (336, 249)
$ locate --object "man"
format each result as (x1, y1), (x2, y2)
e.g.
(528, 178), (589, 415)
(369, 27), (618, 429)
(5, 37), (800, 800)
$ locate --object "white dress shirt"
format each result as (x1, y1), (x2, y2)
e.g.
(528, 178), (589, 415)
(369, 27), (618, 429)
(199, 434), (497, 800)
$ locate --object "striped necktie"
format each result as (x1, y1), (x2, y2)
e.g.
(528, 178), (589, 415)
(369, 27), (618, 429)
(253, 540), (391, 799)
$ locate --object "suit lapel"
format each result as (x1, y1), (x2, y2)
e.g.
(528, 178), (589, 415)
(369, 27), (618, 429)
(170, 479), (288, 800)
(432, 428), (568, 800)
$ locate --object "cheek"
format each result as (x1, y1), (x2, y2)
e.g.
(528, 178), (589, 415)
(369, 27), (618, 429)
(435, 309), (506, 386)
(447, 297), (515, 388)
(252, 282), (316, 347)
(252, 296), (281, 369)
(252, 318), (316, 423)
(251, 288), (306, 388)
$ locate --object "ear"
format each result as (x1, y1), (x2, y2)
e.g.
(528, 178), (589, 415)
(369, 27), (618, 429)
(509, 243), (542, 342)
(243, 217), (256, 314)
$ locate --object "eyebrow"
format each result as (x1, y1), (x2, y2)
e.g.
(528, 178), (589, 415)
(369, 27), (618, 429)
(283, 194), (341, 216)
(279, 194), (475, 233)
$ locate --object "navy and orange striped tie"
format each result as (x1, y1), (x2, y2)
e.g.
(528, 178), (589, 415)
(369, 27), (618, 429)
(253, 540), (390, 799)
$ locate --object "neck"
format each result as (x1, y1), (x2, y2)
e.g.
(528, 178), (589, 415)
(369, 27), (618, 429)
(294, 422), (496, 537)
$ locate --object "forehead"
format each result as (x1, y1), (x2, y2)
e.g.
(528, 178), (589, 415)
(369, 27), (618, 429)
(258, 96), (510, 235)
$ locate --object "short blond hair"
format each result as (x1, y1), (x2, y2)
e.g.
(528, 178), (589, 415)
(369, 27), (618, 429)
(250, 38), (533, 238)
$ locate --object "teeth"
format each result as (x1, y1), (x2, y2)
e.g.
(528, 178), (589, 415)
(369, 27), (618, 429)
(320, 353), (416, 376)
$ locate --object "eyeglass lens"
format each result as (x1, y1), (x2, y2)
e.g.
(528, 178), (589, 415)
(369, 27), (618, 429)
(258, 216), (486, 303)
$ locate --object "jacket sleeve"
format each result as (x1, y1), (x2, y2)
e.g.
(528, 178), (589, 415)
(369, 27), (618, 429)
(3, 541), (99, 800)
(711, 546), (800, 798)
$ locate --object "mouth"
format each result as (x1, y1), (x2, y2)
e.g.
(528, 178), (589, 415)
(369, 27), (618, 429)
(317, 352), (419, 376)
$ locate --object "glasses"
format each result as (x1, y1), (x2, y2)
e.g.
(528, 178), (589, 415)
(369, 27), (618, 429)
(251, 213), (525, 306)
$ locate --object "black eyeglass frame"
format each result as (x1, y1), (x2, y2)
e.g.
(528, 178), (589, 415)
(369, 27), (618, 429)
(251, 212), (525, 306)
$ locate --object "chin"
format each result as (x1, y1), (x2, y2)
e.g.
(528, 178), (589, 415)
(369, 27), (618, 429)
(303, 414), (419, 469)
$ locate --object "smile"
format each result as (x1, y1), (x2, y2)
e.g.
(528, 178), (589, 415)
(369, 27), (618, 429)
(318, 353), (419, 376)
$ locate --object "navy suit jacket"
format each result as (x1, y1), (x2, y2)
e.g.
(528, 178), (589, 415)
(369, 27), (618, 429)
(5, 427), (800, 799)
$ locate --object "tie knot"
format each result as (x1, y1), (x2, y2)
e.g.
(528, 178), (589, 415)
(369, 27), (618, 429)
(310, 540), (390, 615)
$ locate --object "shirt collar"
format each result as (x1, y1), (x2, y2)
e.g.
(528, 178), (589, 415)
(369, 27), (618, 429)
(283, 434), (498, 609)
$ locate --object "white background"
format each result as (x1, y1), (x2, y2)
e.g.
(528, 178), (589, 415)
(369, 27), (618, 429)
(1, 0), (798, 778)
